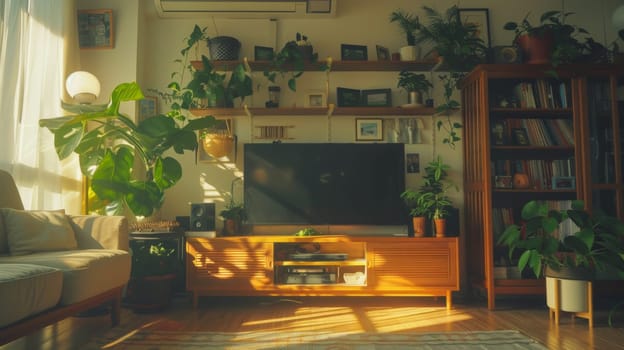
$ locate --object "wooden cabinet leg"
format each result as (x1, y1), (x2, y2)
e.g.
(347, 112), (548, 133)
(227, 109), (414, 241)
(446, 290), (452, 310)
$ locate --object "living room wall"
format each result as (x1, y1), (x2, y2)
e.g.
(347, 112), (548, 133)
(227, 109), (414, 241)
(78, 0), (622, 231)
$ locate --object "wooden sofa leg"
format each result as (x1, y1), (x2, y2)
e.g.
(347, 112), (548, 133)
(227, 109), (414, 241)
(111, 288), (122, 326)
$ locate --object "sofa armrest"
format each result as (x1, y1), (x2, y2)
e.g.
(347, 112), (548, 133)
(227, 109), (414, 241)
(69, 215), (129, 251)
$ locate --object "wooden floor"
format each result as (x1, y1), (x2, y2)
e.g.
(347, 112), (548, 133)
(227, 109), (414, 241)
(2, 294), (624, 350)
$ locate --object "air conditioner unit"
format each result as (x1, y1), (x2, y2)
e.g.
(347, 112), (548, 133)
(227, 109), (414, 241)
(154, 0), (336, 18)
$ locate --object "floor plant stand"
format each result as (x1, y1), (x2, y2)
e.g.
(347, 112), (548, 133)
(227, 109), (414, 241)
(548, 279), (593, 328)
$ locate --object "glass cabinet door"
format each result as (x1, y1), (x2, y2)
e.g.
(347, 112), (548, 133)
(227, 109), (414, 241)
(586, 75), (624, 218)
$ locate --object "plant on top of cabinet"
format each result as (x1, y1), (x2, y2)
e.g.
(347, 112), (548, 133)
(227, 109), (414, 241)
(40, 82), (218, 217)
(389, 9), (422, 60)
(397, 70), (432, 106)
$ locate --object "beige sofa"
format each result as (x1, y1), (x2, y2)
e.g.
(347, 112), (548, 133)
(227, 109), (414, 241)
(0, 170), (131, 345)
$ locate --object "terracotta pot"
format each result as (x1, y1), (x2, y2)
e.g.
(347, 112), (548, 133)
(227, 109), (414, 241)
(516, 32), (554, 64)
(412, 216), (426, 237)
(223, 219), (240, 236)
(513, 173), (530, 189)
(434, 218), (446, 237)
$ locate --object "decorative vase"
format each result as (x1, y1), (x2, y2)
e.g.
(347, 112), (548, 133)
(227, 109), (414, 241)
(399, 45), (419, 61)
(412, 216), (426, 237)
(207, 36), (241, 61)
(513, 173), (530, 189)
(516, 32), (554, 64)
(434, 218), (446, 237)
(202, 134), (234, 158)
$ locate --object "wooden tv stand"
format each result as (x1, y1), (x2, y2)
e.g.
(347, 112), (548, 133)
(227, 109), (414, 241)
(186, 235), (459, 309)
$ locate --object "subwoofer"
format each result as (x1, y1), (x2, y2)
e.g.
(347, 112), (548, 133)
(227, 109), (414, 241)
(190, 203), (215, 231)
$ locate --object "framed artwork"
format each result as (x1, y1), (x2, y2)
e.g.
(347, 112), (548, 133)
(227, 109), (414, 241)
(552, 176), (576, 190)
(77, 9), (114, 49)
(254, 46), (274, 61)
(355, 118), (383, 141)
(406, 153), (420, 174)
(491, 120), (506, 145)
(361, 88), (392, 107)
(458, 8), (491, 48)
(494, 175), (513, 189)
(512, 128), (529, 145)
(304, 91), (327, 107)
(376, 45), (390, 61)
(341, 44), (368, 61)
(138, 96), (158, 121)
(337, 87), (361, 107)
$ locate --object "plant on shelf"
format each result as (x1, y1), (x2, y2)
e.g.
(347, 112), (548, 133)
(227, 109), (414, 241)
(40, 82), (217, 217)
(389, 9), (421, 60)
(503, 10), (592, 65)
(220, 177), (247, 236)
(400, 190), (432, 237)
(497, 200), (624, 279)
(397, 70), (433, 106)
(154, 25), (252, 115)
(415, 5), (486, 149)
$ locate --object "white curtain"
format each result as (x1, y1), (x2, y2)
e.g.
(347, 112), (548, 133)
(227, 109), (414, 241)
(0, 0), (81, 213)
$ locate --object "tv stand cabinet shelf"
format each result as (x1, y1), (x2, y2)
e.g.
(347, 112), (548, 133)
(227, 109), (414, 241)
(186, 236), (459, 309)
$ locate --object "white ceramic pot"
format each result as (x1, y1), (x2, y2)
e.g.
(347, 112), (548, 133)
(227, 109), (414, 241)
(399, 46), (420, 61)
(546, 276), (589, 312)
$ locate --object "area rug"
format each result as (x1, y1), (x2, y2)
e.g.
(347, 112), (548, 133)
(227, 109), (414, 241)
(86, 329), (548, 350)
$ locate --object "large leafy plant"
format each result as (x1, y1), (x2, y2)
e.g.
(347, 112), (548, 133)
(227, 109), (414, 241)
(40, 82), (217, 217)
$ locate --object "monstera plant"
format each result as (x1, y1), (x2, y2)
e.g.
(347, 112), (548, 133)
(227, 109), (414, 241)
(40, 82), (217, 217)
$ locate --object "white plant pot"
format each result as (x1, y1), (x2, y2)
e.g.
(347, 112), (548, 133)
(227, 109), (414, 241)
(546, 276), (589, 313)
(399, 46), (420, 61)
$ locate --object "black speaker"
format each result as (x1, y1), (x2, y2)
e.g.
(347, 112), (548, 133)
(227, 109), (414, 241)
(190, 203), (215, 231)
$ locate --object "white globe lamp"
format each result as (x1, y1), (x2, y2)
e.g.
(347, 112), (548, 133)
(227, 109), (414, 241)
(65, 71), (101, 104)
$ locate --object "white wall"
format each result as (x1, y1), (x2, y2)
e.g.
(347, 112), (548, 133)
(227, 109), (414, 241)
(79, 0), (623, 225)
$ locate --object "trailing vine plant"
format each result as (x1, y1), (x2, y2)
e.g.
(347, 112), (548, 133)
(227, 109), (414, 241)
(435, 72), (463, 149)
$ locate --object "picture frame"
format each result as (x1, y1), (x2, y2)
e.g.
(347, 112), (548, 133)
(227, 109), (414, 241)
(337, 87), (361, 107)
(406, 153), (420, 174)
(458, 8), (491, 49)
(376, 45), (390, 61)
(138, 96), (158, 122)
(304, 91), (327, 108)
(552, 176), (576, 190)
(361, 88), (392, 107)
(355, 118), (383, 141)
(512, 128), (530, 145)
(341, 44), (368, 61)
(254, 46), (274, 61)
(491, 120), (506, 145)
(494, 175), (513, 189)
(77, 9), (114, 49)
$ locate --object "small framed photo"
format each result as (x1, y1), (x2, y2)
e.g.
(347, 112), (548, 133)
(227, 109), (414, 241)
(78, 9), (114, 49)
(304, 91), (327, 108)
(341, 44), (368, 61)
(138, 96), (158, 122)
(552, 176), (576, 190)
(406, 153), (420, 174)
(337, 87), (361, 107)
(512, 128), (530, 145)
(254, 46), (274, 61)
(355, 118), (383, 141)
(458, 8), (491, 49)
(376, 45), (390, 61)
(361, 89), (392, 107)
(491, 120), (506, 145)
(494, 175), (513, 189)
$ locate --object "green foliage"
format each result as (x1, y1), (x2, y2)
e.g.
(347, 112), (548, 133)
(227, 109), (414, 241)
(294, 228), (320, 236)
(401, 156), (457, 219)
(397, 71), (432, 93)
(435, 73), (463, 149)
(389, 9), (420, 46)
(40, 82), (218, 217)
(497, 200), (624, 278)
(220, 202), (247, 222)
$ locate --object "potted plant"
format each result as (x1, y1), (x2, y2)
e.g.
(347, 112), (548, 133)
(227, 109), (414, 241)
(497, 200), (624, 315)
(40, 82), (217, 218)
(264, 33), (317, 92)
(389, 9), (421, 61)
(397, 70), (433, 106)
(400, 189), (432, 237)
(126, 241), (180, 311)
(220, 202), (247, 236)
(420, 156), (457, 237)
(503, 10), (591, 65)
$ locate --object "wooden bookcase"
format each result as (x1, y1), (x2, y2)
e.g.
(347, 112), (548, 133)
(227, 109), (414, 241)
(461, 64), (624, 310)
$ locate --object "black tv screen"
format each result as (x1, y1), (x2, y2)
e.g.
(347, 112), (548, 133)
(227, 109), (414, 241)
(244, 143), (406, 225)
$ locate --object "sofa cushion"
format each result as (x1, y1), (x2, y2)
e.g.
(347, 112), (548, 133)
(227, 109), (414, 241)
(0, 264), (63, 327)
(0, 249), (130, 305)
(0, 208), (77, 255)
(0, 213), (7, 254)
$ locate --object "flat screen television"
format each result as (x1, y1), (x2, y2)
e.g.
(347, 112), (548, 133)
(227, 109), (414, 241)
(244, 143), (406, 225)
